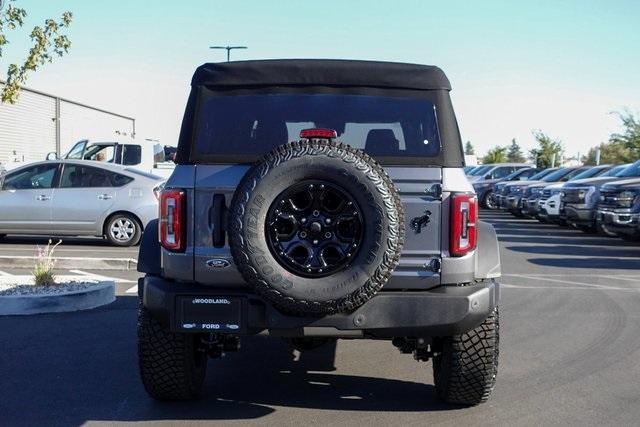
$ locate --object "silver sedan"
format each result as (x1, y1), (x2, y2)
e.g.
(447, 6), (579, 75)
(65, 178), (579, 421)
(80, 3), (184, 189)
(0, 160), (163, 246)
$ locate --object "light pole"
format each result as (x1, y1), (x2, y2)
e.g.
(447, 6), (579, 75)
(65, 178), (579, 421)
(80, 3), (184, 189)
(209, 45), (247, 62)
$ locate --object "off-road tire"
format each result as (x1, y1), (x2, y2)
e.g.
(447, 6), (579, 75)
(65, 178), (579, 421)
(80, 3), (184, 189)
(229, 139), (404, 315)
(432, 307), (499, 406)
(137, 303), (207, 400)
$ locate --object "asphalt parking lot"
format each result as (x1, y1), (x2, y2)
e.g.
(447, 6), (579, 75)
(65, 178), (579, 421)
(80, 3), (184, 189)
(1, 211), (640, 426)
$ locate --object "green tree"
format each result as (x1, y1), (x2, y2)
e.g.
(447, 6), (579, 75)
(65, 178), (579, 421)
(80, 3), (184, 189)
(464, 140), (475, 155)
(482, 146), (508, 164)
(0, 0), (72, 103)
(582, 141), (632, 165)
(506, 138), (526, 162)
(609, 110), (640, 159)
(529, 130), (564, 168)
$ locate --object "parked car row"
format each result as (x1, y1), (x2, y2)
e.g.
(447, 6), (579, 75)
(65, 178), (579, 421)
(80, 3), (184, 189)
(468, 161), (640, 241)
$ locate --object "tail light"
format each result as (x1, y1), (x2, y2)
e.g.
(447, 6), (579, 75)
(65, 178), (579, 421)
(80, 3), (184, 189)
(450, 193), (477, 257)
(159, 189), (185, 251)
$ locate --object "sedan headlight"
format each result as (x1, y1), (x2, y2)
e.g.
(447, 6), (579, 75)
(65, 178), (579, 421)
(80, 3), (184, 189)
(530, 187), (543, 197)
(551, 188), (562, 196)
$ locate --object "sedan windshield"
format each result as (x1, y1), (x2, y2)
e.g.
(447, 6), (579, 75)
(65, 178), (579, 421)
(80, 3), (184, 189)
(529, 168), (556, 180)
(571, 166), (610, 180)
(541, 168), (572, 182)
(615, 161), (640, 177)
(602, 164), (631, 177)
(469, 165), (492, 176)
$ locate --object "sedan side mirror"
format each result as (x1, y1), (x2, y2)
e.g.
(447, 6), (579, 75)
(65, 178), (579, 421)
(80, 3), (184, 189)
(46, 152), (59, 161)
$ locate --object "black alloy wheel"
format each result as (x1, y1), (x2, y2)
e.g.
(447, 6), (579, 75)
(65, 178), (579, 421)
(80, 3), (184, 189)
(266, 180), (363, 278)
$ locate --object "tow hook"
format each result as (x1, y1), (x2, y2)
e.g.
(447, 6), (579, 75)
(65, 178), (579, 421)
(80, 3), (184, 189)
(392, 337), (435, 362)
(200, 334), (241, 358)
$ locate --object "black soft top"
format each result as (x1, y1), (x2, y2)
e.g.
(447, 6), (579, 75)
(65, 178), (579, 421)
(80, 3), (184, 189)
(177, 59), (464, 166)
(191, 59), (452, 91)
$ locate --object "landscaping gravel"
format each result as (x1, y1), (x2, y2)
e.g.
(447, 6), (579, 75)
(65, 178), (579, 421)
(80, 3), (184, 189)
(0, 281), (99, 296)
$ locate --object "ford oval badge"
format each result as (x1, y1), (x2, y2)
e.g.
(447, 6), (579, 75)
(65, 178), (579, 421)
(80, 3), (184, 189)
(206, 258), (231, 269)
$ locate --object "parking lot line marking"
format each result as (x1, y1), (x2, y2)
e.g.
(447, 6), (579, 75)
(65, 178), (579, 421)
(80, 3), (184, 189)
(0, 270), (12, 277)
(500, 283), (635, 291)
(126, 285), (138, 294)
(596, 275), (640, 283)
(504, 273), (640, 277)
(2, 247), (137, 253)
(507, 274), (632, 290)
(69, 269), (136, 284)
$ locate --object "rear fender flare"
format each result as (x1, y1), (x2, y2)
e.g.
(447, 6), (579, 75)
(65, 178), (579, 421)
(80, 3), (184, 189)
(474, 220), (501, 279)
(137, 218), (161, 279)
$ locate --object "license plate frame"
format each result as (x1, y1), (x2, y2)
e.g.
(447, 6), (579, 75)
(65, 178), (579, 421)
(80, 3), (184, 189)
(176, 296), (245, 333)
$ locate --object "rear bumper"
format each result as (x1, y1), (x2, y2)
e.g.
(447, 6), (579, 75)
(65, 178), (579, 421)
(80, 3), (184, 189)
(141, 276), (500, 338)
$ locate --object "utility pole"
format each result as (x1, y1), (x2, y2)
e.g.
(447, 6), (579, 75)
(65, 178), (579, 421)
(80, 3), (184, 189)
(209, 45), (247, 62)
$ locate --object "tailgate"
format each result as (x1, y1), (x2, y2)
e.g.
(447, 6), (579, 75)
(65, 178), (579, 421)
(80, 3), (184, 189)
(192, 164), (442, 290)
(384, 166), (442, 290)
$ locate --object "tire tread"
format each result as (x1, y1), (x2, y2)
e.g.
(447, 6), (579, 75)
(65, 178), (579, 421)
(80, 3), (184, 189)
(433, 307), (499, 405)
(137, 303), (206, 400)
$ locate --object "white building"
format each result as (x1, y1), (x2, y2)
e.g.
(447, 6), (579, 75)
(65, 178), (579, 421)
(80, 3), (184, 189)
(0, 81), (135, 169)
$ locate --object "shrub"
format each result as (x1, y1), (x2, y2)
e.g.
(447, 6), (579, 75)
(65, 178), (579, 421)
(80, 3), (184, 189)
(33, 239), (61, 286)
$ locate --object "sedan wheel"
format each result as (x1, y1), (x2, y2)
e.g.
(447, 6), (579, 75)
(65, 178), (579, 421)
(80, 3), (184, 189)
(106, 214), (141, 246)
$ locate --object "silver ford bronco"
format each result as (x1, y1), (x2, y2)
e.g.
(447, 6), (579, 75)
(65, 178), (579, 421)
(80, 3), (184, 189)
(136, 59), (501, 405)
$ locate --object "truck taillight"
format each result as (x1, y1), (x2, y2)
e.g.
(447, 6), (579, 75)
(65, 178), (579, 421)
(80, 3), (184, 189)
(159, 189), (185, 251)
(450, 193), (477, 257)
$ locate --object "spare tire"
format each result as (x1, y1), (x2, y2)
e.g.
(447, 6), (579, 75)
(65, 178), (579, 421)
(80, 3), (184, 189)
(229, 139), (404, 315)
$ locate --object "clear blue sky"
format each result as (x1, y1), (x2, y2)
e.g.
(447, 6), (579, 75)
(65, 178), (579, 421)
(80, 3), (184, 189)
(3, 0), (640, 158)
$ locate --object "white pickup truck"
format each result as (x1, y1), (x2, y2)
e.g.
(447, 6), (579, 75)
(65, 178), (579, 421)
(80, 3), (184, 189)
(48, 139), (176, 178)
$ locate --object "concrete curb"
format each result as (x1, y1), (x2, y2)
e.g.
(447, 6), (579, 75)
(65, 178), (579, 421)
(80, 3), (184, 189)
(0, 281), (115, 316)
(0, 256), (137, 270)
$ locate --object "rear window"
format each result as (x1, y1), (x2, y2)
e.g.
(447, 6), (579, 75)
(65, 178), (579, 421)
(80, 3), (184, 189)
(193, 94), (441, 161)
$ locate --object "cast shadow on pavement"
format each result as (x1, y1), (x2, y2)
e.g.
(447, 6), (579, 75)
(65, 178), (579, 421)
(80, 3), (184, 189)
(0, 296), (453, 426)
